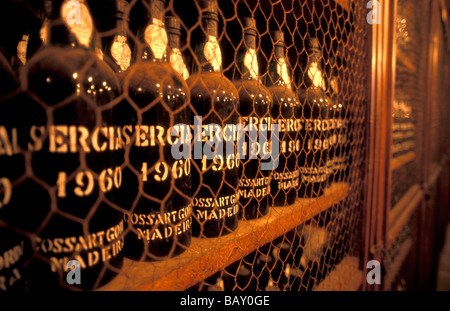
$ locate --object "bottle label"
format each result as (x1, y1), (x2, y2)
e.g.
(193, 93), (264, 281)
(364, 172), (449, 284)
(204, 35), (222, 72)
(96, 48), (104, 60)
(111, 35), (131, 71)
(124, 206), (192, 242)
(170, 48), (190, 80)
(307, 63), (325, 89)
(244, 48), (259, 79)
(61, 0), (94, 48)
(17, 35), (29, 65)
(144, 18), (168, 60)
(276, 58), (291, 88)
(0, 240), (24, 291)
(330, 77), (338, 94)
(34, 220), (124, 272)
(40, 19), (49, 47)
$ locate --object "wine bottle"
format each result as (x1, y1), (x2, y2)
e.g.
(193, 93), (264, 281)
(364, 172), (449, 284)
(232, 18), (271, 220)
(12, 0), (124, 290)
(265, 30), (301, 207)
(326, 54), (349, 185)
(92, 0), (132, 76)
(297, 37), (331, 198)
(122, 0), (192, 261)
(187, 0), (240, 238)
(0, 1), (42, 71)
(0, 41), (28, 292)
(165, 16), (190, 80)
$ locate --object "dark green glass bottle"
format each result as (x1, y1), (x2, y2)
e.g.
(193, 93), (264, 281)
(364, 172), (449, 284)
(0, 36), (28, 292)
(187, 0), (240, 238)
(121, 0), (192, 261)
(297, 37), (331, 198)
(13, 0), (124, 290)
(165, 16), (190, 81)
(265, 31), (301, 207)
(232, 18), (271, 220)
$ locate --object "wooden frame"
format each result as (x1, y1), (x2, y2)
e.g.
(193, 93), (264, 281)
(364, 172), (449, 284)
(363, 0), (396, 291)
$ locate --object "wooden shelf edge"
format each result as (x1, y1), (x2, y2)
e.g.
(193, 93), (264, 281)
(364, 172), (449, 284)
(391, 152), (415, 171)
(313, 256), (363, 291)
(99, 182), (349, 291)
(388, 184), (422, 248)
(384, 238), (414, 290)
(427, 163), (442, 189)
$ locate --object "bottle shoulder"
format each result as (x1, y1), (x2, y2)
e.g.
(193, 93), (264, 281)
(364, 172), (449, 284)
(232, 79), (272, 102)
(266, 85), (299, 106)
(187, 71), (238, 99)
(124, 61), (189, 109)
(297, 87), (332, 107)
(21, 46), (121, 105)
(125, 61), (188, 91)
(0, 53), (18, 98)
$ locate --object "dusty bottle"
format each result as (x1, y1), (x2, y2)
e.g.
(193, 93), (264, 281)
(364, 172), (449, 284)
(232, 18), (272, 220)
(121, 0), (192, 261)
(187, 0), (240, 238)
(265, 31), (301, 207)
(9, 0), (125, 290)
(297, 37), (331, 198)
(165, 16), (190, 81)
(0, 31), (28, 291)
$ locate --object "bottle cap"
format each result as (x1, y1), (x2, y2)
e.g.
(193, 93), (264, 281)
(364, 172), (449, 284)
(165, 16), (181, 35)
(198, 0), (219, 21)
(270, 31), (285, 47)
(242, 17), (257, 36)
(307, 37), (322, 54)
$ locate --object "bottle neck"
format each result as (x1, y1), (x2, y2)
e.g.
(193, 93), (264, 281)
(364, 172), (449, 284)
(301, 48), (326, 90)
(266, 44), (291, 88)
(101, 4), (132, 72)
(196, 17), (222, 72)
(45, 0), (95, 50)
(167, 30), (189, 80)
(234, 33), (259, 81)
(136, 0), (168, 62)
(168, 32), (181, 50)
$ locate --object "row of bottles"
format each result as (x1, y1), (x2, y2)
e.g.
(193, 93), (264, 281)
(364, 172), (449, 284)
(0, 0), (350, 290)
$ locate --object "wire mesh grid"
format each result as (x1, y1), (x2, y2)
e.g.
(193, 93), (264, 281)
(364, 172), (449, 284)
(0, 0), (369, 291)
(390, 0), (429, 209)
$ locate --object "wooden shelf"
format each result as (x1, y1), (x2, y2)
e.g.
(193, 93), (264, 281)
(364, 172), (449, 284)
(99, 182), (349, 291)
(313, 256), (363, 291)
(391, 151), (415, 171)
(388, 184), (422, 248)
(385, 238), (414, 290)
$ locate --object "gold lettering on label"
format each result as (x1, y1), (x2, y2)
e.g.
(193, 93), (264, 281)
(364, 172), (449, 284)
(204, 36), (222, 72)
(111, 35), (131, 71)
(61, 0), (93, 48)
(144, 18), (168, 60)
